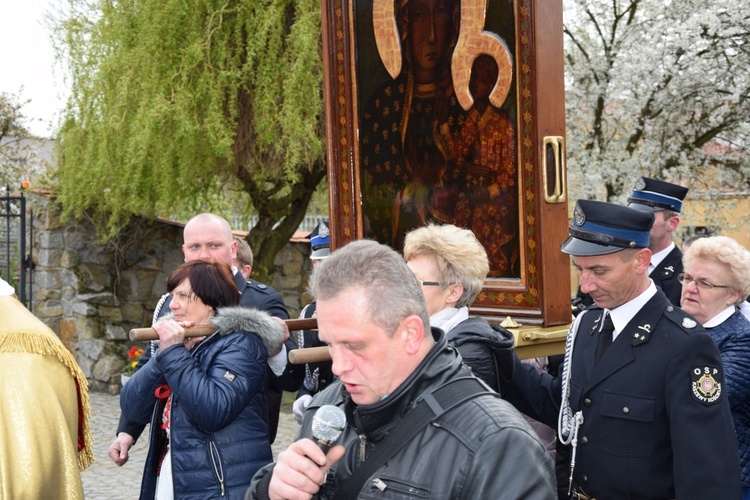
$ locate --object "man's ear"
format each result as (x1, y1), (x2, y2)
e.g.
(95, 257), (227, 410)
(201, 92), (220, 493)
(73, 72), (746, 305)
(667, 214), (680, 233)
(635, 248), (652, 274)
(400, 315), (426, 355)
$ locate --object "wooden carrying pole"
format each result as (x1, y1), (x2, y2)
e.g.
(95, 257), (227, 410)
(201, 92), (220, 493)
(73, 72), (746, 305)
(130, 316), (566, 363)
(128, 317), (318, 342)
(285, 328), (570, 364)
(288, 346), (330, 364)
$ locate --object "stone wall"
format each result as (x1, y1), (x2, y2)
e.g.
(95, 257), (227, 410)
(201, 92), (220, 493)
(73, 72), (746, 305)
(272, 238), (315, 315)
(30, 194), (313, 393)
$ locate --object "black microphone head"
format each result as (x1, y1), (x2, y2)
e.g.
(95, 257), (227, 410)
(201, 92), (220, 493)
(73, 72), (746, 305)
(311, 405), (346, 453)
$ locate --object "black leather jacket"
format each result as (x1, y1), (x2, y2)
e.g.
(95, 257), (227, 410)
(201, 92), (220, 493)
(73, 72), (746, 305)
(247, 328), (556, 499)
(447, 316), (515, 395)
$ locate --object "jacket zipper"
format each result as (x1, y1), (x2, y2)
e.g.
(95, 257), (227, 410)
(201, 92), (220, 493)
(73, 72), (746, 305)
(359, 434), (367, 462)
(208, 440), (226, 496)
(371, 477), (429, 497)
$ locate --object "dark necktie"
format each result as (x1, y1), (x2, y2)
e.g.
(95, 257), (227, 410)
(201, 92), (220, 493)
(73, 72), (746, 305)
(595, 313), (615, 364)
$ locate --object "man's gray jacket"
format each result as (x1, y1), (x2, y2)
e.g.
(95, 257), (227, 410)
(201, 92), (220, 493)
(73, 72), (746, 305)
(247, 328), (556, 499)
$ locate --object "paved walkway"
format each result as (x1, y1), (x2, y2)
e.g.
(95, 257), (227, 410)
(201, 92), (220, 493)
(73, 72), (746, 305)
(82, 391), (299, 499)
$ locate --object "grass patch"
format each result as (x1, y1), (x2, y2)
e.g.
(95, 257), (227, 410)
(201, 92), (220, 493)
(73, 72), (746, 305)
(281, 391), (297, 414)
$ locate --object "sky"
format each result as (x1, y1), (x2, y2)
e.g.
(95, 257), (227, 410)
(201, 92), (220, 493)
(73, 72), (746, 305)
(0, 0), (67, 138)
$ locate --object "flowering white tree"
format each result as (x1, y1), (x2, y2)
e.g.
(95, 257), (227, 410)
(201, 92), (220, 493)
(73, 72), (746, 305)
(564, 0), (750, 206)
(0, 92), (50, 189)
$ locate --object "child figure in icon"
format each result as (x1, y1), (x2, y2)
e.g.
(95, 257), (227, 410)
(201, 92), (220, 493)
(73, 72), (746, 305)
(439, 54), (519, 278)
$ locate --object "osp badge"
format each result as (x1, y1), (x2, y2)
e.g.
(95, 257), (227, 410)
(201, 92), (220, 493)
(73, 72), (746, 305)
(691, 366), (722, 405)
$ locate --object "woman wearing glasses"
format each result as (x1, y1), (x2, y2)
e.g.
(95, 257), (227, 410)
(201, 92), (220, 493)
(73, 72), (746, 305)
(681, 235), (750, 500)
(121, 261), (284, 499)
(403, 224), (515, 395)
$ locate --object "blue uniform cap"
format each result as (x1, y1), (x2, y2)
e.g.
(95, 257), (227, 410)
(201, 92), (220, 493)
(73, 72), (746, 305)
(561, 200), (654, 256)
(627, 177), (688, 213)
(308, 220), (330, 260)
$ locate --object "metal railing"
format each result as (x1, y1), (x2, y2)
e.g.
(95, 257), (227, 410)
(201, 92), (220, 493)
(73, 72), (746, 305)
(0, 185), (33, 308)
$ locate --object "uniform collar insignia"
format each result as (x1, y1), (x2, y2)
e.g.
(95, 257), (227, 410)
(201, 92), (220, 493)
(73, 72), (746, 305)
(590, 313), (602, 335)
(632, 323), (652, 345)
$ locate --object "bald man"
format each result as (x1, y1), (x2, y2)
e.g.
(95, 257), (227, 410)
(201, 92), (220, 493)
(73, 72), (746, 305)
(109, 213), (302, 465)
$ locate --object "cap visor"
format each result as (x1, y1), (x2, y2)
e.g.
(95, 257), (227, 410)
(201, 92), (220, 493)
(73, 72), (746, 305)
(560, 236), (624, 256)
(627, 202), (662, 213)
(310, 248), (330, 259)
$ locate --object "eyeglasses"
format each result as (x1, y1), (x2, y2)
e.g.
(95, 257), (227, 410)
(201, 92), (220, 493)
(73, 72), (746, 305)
(677, 273), (729, 291)
(417, 279), (454, 287)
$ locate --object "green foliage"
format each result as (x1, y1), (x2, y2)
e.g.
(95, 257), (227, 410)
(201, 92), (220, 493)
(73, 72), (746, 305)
(55, 0), (326, 241)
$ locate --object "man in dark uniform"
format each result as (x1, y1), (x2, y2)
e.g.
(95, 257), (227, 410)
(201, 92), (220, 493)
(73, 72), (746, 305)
(508, 199), (741, 499)
(108, 213), (303, 466)
(233, 235), (255, 279)
(627, 176), (689, 306)
(291, 221), (335, 424)
(572, 177), (689, 314)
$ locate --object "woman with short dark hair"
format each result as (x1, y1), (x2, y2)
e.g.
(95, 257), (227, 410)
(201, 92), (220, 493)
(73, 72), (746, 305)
(121, 260), (284, 499)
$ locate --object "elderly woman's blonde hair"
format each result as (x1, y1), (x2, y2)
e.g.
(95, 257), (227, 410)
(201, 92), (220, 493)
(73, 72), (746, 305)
(403, 224), (489, 308)
(683, 236), (750, 305)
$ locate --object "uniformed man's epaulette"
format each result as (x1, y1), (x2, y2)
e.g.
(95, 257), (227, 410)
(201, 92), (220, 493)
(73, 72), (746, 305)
(572, 301), (598, 317)
(576, 303), (603, 315)
(661, 304), (702, 334)
(248, 280), (273, 294)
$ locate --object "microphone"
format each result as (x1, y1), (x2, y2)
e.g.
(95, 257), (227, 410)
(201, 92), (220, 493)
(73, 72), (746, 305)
(311, 405), (346, 453)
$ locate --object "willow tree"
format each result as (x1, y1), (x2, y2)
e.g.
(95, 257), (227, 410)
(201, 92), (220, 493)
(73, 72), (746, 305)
(564, 0), (750, 209)
(54, 0), (326, 281)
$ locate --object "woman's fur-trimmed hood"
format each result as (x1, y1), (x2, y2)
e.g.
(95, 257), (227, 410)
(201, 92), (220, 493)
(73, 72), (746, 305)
(211, 306), (285, 356)
(155, 306), (285, 356)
